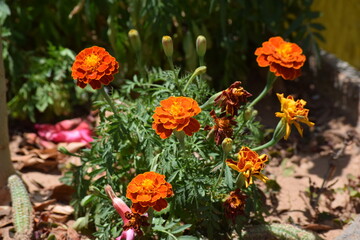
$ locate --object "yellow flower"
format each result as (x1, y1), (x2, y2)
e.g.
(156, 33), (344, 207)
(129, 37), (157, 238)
(226, 147), (268, 188)
(275, 93), (314, 140)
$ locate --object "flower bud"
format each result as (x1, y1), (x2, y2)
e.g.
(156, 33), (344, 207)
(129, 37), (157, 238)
(272, 118), (287, 142)
(193, 66), (207, 76)
(196, 35), (207, 57)
(105, 185), (131, 222)
(128, 29), (141, 52)
(222, 138), (233, 155)
(162, 36), (173, 57)
(244, 108), (258, 121)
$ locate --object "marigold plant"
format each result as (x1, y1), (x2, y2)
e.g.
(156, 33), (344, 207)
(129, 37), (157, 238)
(226, 146), (269, 188)
(126, 172), (173, 214)
(255, 36), (306, 80)
(66, 33), (320, 239)
(71, 46), (119, 89)
(152, 96), (201, 139)
(275, 93), (315, 140)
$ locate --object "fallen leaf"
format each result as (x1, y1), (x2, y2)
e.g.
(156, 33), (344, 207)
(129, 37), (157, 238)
(32, 148), (59, 160)
(303, 223), (334, 231)
(52, 205), (74, 216)
(51, 184), (75, 202)
(34, 199), (57, 212)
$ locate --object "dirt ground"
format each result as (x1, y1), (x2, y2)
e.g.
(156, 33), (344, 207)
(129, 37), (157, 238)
(1, 51), (360, 239)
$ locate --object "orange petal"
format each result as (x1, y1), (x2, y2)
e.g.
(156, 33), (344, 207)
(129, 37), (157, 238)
(182, 118), (200, 136)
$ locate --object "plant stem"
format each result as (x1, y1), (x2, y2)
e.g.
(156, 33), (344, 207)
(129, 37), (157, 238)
(0, 35), (15, 188)
(213, 152), (227, 191)
(251, 138), (277, 151)
(99, 87), (131, 142)
(173, 130), (185, 150)
(135, 50), (146, 80)
(248, 72), (277, 109)
(199, 56), (205, 67)
(200, 91), (222, 109)
(167, 56), (182, 95)
(183, 66), (206, 93)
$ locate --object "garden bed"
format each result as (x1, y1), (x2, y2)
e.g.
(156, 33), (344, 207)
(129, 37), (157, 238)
(1, 51), (359, 240)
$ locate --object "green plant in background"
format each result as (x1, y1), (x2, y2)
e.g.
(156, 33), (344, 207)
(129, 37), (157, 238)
(7, 45), (89, 122)
(60, 30), (319, 239)
(2, 0), (324, 122)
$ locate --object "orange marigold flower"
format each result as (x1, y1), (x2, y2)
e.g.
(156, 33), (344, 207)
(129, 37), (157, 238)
(152, 96), (201, 139)
(214, 81), (252, 116)
(204, 110), (237, 145)
(224, 189), (247, 222)
(126, 172), (173, 214)
(226, 146), (268, 188)
(255, 36), (306, 80)
(275, 93), (315, 140)
(71, 46), (119, 89)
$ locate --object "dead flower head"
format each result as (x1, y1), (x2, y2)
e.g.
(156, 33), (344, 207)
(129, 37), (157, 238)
(214, 81), (252, 116)
(224, 189), (247, 222)
(205, 110), (237, 145)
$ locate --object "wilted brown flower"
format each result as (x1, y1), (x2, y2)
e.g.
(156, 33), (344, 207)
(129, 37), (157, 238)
(204, 110), (237, 145)
(123, 211), (150, 235)
(224, 189), (247, 222)
(214, 81), (252, 116)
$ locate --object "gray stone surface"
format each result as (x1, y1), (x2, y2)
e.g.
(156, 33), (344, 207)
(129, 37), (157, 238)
(335, 215), (360, 240)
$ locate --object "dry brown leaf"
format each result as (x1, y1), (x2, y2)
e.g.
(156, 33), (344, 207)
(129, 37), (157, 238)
(51, 184), (75, 202)
(33, 199), (57, 212)
(0, 213), (12, 228)
(50, 213), (69, 223)
(52, 205), (74, 216)
(67, 227), (81, 240)
(11, 153), (37, 162)
(49, 226), (68, 240)
(0, 206), (11, 217)
(0, 226), (13, 240)
(303, 223), (334, 231)
(58, 142), (87, 154)
(32, 148), (59, 160)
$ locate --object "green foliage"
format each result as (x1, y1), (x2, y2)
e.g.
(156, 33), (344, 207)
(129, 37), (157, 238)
(60, 45), (273, 238)
(7, 45), (88, 122)
(3, 0), (323, 121)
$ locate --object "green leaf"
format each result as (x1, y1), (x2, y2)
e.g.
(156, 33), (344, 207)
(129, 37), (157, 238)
(171, 224), (192, 234)
(80, 195), (96, 207)
(72, 215), (89, 231)
(224, 165), (234, 189)
(178, 236), (198, 240)
(0, 1), (10, 26)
